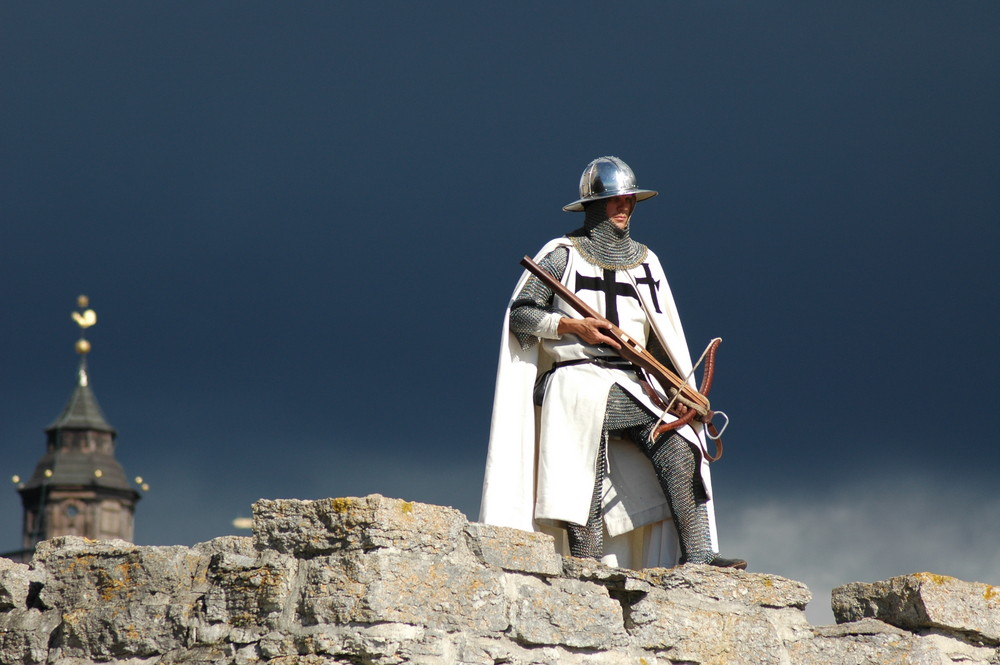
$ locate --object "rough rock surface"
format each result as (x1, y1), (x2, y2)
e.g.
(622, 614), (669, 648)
(0, 494), (996, 664)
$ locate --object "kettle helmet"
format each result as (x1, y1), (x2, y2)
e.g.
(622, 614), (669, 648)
(562, 156), (658, 212)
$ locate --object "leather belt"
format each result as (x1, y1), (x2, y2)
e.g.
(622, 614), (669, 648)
(551, 357), (637, 372)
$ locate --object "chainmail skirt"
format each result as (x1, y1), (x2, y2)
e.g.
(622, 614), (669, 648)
(565, 384), (713, 563)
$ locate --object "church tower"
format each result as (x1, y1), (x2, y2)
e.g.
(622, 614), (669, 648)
(16, 296), (141, 554)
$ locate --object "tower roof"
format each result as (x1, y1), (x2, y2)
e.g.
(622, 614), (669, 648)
(20, 450), (136, 494)
(22, 358), (134, 494)
(45, 360), (116, 434)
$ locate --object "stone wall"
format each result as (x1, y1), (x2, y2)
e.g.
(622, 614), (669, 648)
(1, 494), (997, 664)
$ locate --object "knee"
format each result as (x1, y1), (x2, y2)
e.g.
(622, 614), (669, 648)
(655, 433), (697, 471)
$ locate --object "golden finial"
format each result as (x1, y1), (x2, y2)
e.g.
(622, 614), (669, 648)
(72, 294), (97, 356)
(72, 296), (97, 330)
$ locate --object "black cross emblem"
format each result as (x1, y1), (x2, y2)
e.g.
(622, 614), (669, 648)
(634, 263), (662, 313)
(574, 269), (639, 326)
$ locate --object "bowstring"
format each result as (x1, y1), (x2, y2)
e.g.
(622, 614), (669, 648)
(646, 338), (718, 443)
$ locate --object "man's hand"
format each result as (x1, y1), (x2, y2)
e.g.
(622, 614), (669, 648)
(558, 317), (621, 349)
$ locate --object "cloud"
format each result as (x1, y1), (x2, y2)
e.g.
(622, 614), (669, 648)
(716, 475), (1000, 625)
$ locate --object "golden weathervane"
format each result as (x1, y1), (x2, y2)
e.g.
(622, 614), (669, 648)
(72, 294), (97, 355)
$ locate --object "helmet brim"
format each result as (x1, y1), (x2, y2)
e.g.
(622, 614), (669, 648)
(562, 189), (658, 212)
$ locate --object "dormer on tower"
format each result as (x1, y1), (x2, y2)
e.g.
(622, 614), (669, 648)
(16, 296), (142, 554)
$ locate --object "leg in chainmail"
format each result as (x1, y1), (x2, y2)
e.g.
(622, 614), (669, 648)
(605, 384), (715, 565)
(565, 432), (607, 559)
(629, 423), (715, 564)
(566, 383), (673, 560)
(564, 383), (746, 568)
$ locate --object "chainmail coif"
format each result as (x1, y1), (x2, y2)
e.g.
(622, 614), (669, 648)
(567, 199), (648, 270)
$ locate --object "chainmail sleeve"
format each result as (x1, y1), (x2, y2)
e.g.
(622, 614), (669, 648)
(509, 246), (569, 350)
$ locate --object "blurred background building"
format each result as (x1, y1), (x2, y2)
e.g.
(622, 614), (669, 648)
(3, 297), (143, 563)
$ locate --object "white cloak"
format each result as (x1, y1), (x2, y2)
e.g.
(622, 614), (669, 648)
(479, 238), (719, 568)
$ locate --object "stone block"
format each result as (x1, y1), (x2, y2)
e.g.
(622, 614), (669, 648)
(298, 549), (508, 633)
(253, 494), (472, 559)
(787, 630), (935, 665)
(0, 556), (33, 612)
(31, 537), (210, 660)
(560, 554), (643, 589)
(0, 607), (60, 665)
(812, 617), (910, 638)
(0, 557), (50, 665)
(507, 575), (628, 649)
(201, 548), (298, 630)
(282, 623), (453, 664)
(193, 535), (257, 558)
(32, 537), (209, 607)
(918, 632), (999, 664)
(155, 644), (239, 664)
(627, 587), (787, 664)
(465, 522), (562, 576)
(560, 561), (813, 661)
(638, 564), (812, 609)
(832, 572), (1000, 642)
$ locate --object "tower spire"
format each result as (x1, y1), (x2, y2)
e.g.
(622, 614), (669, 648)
(47, 296), (114, 433)
(14, 296), (141, 557)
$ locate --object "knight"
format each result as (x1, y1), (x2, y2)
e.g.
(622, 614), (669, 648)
(480, 156), (746, 569)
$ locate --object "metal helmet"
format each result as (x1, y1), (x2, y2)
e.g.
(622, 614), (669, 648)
(562, 156), (658, 212)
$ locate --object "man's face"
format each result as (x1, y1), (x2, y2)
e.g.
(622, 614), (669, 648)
(605, 195), (636, 230)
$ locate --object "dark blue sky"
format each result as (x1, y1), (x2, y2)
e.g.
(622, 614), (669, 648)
(2, 3), (998, 623)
